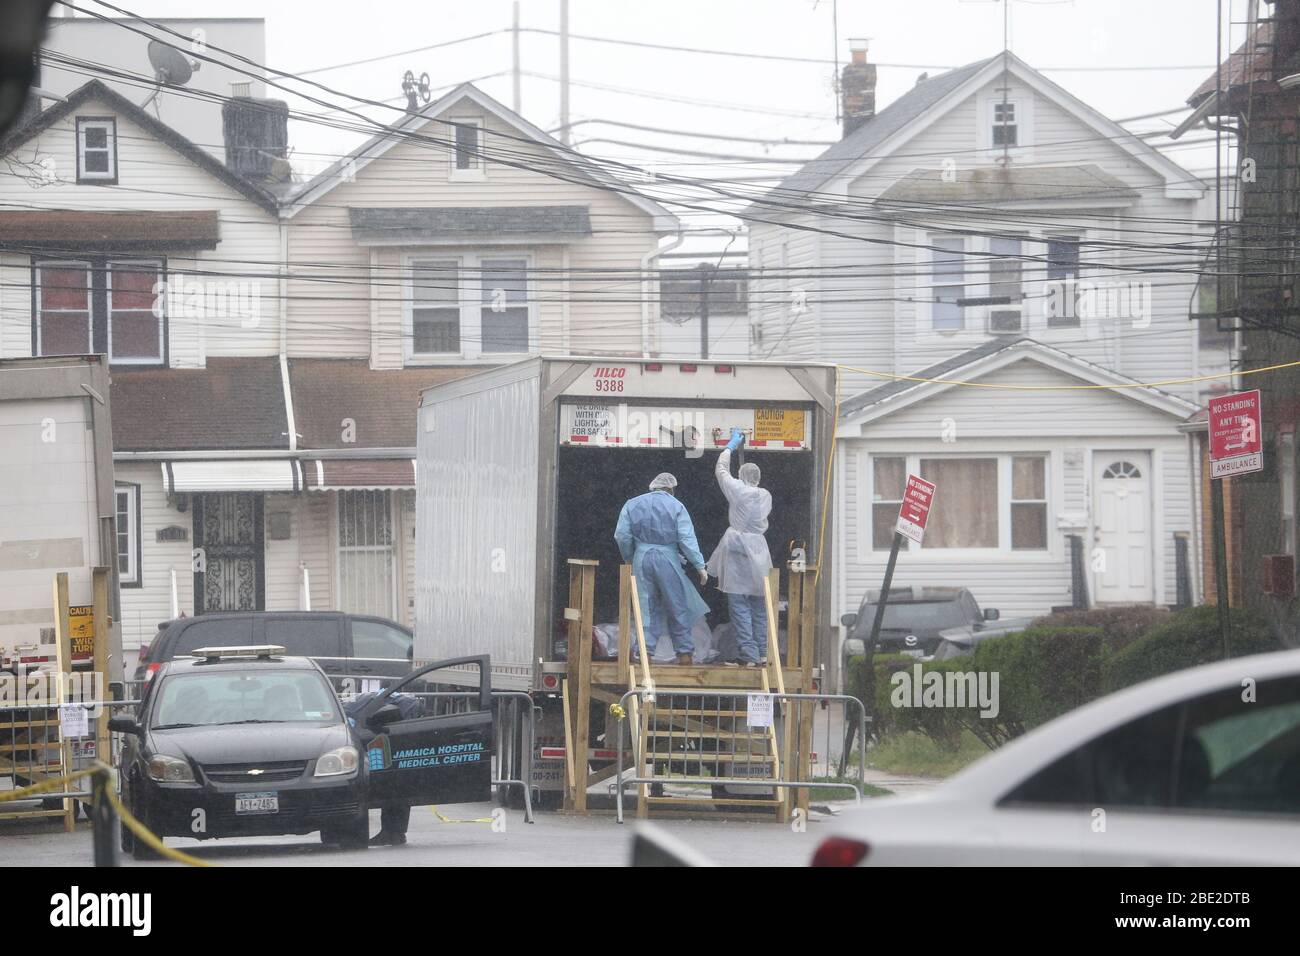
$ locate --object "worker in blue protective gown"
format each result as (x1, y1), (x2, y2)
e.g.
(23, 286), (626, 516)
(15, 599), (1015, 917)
(614, 473), (710, 665)
(707, 428), (774, 666)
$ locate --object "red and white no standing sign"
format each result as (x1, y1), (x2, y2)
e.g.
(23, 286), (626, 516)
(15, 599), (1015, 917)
(896, 474), (936, 544)
(1208, 389), (1263, 479)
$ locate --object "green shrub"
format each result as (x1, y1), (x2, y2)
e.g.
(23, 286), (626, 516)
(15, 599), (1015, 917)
(1102, 604), (1278, 693)
(845, 605), (1285, 768)
(1030, 605), (1171, 655)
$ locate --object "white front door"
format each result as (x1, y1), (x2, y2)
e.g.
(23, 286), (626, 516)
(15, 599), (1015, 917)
(1092, 453), (1153, 603)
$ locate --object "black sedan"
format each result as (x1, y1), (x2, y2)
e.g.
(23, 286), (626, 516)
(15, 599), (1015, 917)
(111, 646), (496, 859)
(112, 648), (368, 859)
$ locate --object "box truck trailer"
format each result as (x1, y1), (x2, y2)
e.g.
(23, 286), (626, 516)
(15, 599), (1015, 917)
(0, 355), (122, 680)
(415, 356), (836, 804)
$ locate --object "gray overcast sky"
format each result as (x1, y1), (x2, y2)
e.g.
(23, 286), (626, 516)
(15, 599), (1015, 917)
(66, 0), (1237, 244)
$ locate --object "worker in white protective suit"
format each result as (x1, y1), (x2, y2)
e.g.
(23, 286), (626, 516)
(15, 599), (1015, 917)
(706, 428), (774, 666)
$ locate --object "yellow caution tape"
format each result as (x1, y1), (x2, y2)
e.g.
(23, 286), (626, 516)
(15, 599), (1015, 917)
(0, 763), (212, 865)
(609, 703), (626, 721)
(103, 783), (214, 867)
(0, 766), (98, 802)
(430, 806), (494, 824)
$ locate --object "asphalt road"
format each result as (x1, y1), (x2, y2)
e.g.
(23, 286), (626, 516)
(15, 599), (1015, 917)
(0, 801), (849, 867)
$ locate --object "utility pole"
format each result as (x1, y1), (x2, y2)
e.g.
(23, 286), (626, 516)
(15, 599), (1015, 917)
(559, 0), (571, 145)
(512, 1), (522, 114)
(699, 265), (711, 360)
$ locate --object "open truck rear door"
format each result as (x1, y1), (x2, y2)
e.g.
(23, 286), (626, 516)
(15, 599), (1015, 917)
(356, 655), (493, 806)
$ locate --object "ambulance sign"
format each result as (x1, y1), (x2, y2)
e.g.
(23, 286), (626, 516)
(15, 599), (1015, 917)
(896, 474), (936, 544)
(1208, 389), (1263, 479)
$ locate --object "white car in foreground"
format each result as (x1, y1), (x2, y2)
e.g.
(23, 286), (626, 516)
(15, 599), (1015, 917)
(813, 649), (1300, 866)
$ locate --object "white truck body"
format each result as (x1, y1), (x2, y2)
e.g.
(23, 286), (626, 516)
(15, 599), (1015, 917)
(0, 356), (122, 679)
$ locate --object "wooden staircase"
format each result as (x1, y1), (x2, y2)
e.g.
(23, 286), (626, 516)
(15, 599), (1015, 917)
(563, 559), (819, 821)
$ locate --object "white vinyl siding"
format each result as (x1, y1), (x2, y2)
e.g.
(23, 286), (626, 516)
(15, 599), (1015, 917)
(0, 100), (282, 366)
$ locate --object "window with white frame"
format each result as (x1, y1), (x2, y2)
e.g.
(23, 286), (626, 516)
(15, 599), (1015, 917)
(871, 457), (906, 550)
(931, 237), (966, 331)
(987, 236), (1024, 333)
(76, 117), (117, 183)
(480, 258), (529, 352)
(868, 454), (1049, 552)
(406, 253), (533, 361)
(1045, 237), (1082, 328)
(115, 484), (140, 586)
(35, 258), (164, 362)
(992, 101), (1017, 147)
(410, 259), (461, 354)
(336, 490), (395, 618)
(1010, 456), (1048, 550)
(450, 118), (483, 176)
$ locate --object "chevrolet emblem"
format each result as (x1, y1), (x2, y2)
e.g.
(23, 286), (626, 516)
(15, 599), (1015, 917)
(246, 769), (265, 776)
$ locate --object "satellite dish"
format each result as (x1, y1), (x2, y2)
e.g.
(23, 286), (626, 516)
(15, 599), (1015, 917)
(141, 40), (200, 115)
(148, 40), (197, 86)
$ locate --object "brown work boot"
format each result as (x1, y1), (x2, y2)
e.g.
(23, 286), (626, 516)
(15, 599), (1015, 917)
(676, 653), (693, 666)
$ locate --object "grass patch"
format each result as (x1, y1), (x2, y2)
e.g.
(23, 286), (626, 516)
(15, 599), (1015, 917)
(809, 776), (891, 801)
(864, 728), (991, 778)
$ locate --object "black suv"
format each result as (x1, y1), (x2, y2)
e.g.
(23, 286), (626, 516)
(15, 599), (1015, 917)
(133, 612), (413, 690)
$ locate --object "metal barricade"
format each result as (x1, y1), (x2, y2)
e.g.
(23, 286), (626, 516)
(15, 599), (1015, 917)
(330, 677), (538, 825)
(613, 689), (868, 824)
(0, 698), (139, 822)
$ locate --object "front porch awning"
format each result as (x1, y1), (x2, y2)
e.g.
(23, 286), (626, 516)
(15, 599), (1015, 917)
(303, 458), (416, 490)
(162, 460), (304, 494)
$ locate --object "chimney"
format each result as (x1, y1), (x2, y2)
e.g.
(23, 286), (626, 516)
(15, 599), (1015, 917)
(221, 96), (291, 184)
(840, 39), (877, 138)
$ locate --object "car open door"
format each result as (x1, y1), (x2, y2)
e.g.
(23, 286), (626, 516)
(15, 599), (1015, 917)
(355, 655), (493, 807)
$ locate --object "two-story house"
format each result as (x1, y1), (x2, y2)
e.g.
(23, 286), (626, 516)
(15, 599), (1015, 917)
(748, 45), (1232, 622)
(0, 76), (677, 666)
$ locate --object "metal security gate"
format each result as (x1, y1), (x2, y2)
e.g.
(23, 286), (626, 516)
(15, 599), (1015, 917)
(193, 493), (265, 613)
(336, 490), (396, 619)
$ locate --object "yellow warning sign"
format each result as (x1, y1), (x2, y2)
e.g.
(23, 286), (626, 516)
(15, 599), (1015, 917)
(69, 605), (94, 658)
(754, 408), (806, 443)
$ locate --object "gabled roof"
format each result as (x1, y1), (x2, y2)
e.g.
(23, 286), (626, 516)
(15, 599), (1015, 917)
(284, 83), (679, 232)
(764, 57), (995, 206)
(839, 337), (1199, 429)
(757, 52), (1201, 211)
(0, 79), (279, 214)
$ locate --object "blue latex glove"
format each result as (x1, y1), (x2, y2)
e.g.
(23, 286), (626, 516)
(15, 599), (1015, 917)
(726, 428), (745, 451)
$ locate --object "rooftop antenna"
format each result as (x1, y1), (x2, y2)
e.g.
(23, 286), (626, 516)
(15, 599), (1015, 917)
(141, 39), (200, 117)
(402, 70), (431, 112)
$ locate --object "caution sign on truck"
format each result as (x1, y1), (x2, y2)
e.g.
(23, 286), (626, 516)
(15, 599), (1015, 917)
(753, 408), (807, 445)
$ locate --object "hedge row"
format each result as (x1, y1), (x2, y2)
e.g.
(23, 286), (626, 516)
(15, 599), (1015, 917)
(849, 603), (1279, 753)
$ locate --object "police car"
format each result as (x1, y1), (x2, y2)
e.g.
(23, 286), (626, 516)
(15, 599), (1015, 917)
(111, 646), (493, 859)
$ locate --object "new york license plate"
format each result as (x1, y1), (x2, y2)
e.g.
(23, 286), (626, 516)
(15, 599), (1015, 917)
(235, 791), (279, 814)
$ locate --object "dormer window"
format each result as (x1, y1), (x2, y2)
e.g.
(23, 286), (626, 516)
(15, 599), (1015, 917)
(76, 117), (117, 183)
(992, 102), (1017, 147)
